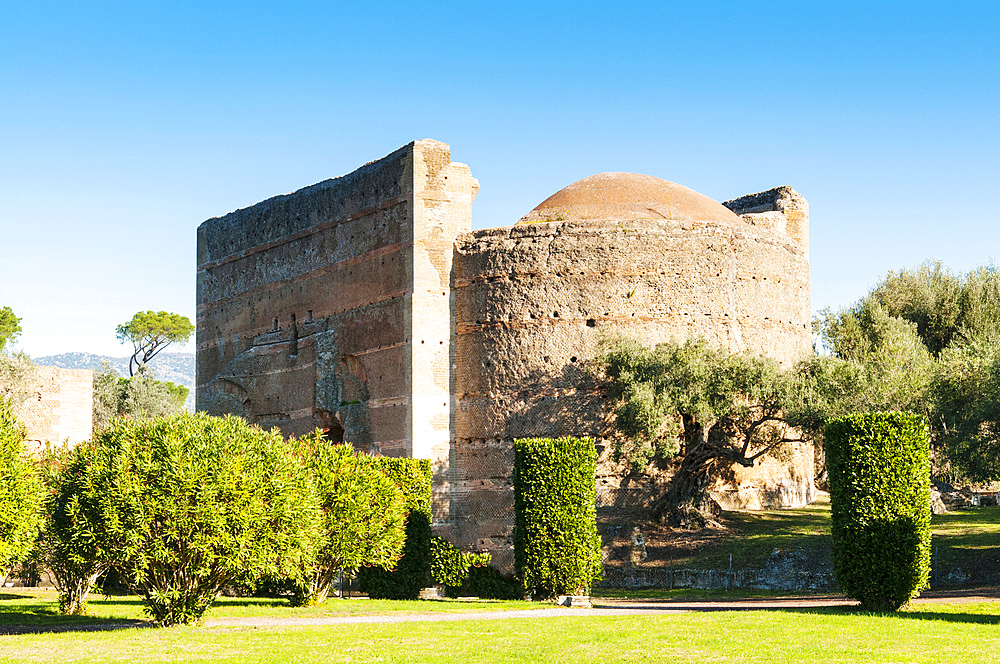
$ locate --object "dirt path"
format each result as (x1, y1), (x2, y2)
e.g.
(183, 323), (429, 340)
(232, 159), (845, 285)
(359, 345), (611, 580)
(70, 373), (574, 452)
(202, 588), (1000, 629)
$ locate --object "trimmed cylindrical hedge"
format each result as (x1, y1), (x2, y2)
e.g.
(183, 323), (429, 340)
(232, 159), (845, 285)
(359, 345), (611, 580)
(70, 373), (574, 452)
(513, 437), (602, 599)
(825, 411), (931, 611)
(357, 457), (433, 599)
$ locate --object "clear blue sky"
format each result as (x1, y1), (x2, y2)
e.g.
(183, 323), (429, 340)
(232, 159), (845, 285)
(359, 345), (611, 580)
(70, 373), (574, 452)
(2, 1), (998, 357)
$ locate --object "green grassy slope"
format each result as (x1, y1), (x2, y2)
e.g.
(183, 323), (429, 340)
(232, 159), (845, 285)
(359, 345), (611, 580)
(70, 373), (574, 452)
(601, 496), (1000, 589)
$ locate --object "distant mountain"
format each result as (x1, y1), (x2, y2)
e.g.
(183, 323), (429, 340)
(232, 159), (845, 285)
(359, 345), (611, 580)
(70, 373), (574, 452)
(34, 352), (196, 411)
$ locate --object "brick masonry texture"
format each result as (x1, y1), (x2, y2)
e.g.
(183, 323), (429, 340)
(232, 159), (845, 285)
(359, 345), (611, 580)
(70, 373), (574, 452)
(16, 366), (93, 454)
(196, 140), (813, 568)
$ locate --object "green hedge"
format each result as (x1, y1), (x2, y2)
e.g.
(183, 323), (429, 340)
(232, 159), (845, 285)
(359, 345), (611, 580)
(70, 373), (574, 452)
(357, 457), (432, 599)
(513, 437), (602, 599)
(430, 536), (491, 588)
(442, 564), (523, 600)
(825, 411), (932, 611)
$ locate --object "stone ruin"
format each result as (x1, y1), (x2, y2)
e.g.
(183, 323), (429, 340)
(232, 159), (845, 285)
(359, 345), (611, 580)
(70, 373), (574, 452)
(196, 139), (814, 567)
(14, 366), (93, 454)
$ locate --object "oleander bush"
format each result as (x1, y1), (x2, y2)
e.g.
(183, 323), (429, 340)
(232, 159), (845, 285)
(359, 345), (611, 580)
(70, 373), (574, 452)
(0, 400), (43, 585)
(69, 413), (322, 625)
(826, 411), (932, 611)
(34, 445), (112, 614)
(513, 437), (602, 600)
(289, 433), (407, 605)
(357, 457), (433, 599)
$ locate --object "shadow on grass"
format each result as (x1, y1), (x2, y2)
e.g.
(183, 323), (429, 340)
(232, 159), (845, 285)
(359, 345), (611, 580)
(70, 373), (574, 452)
(0, 596), (151, 634)
(596, 589), (1000, 626)
(0, 615), (151, 635)
(781, 605), (1000, 625)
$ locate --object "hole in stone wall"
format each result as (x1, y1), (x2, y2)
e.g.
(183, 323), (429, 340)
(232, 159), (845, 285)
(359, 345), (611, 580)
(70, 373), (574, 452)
(322, 423), (344, 444)
(553, 311), (560, 317)
(272, 318), (279, 331)
(586, 319), (596, 327)
(570, 357), (578, 363)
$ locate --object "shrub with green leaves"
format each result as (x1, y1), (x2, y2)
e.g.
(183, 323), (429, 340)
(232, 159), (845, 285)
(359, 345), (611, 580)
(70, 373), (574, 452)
(513, 437), (602, 599)
(825, 411), (931, 611)
(459, 564), (523, 600)
(290, 433), (407, 605)
(430, 536), (491, 588)
(72, 413), (321, 625)
(358, 458), (433, 599)
(34, 446), (111, 614)
(92, 365), (188, 431)
(0, 400), (43, 584)
(430, 537), (520, 600)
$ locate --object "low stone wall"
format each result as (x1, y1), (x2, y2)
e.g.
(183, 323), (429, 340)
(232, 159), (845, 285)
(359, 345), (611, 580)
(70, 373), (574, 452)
(598, 564), (836, 592)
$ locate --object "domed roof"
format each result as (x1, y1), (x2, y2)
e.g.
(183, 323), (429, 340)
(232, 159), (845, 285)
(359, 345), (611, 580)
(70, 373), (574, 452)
(517, 172), (742, 224)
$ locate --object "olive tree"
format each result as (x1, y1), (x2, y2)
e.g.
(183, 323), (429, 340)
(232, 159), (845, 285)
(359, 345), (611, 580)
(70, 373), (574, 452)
(598, 337), (811, 527)
(932, 333), (1000, 482)
(597, 331), (930, 528)
(71, 413), (321, 625)
(818, 261), (1000, 481)
(289, 433), (407, 605)
(92, 363), (187, 431)
(0, 351), (37, 407)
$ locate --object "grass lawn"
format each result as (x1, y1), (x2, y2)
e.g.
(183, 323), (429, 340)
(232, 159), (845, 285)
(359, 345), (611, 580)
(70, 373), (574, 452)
(1, 597), (1000, 663)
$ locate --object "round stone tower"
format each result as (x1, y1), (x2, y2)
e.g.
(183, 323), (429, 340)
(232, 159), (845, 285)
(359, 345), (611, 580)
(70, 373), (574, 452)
(447, 173), (812, 563)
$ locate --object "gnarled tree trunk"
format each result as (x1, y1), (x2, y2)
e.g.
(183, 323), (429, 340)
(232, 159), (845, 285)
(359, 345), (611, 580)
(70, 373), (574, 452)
(652, 441), (724, 528)
(651, 416), (748, 529)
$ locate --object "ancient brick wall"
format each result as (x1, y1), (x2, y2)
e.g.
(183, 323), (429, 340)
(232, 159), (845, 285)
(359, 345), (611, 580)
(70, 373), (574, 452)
(196, 140), (477, 481)
(196, 141), (815, 570)
(16, 366), (93, 453)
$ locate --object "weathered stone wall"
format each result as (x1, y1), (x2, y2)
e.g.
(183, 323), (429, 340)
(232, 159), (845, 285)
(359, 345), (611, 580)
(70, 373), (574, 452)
(724, 186), (809, 250)
(16, 366), (93, 453)
(449, 200), (811, 562)
(196, 139), (814, 570)
(196, 140), (477, 487)
(708, 441), (816, 510)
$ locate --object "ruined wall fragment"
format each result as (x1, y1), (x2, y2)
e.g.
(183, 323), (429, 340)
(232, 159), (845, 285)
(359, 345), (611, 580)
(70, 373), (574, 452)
(16, 367), (92, 454)
(196, 140), (477, 507)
